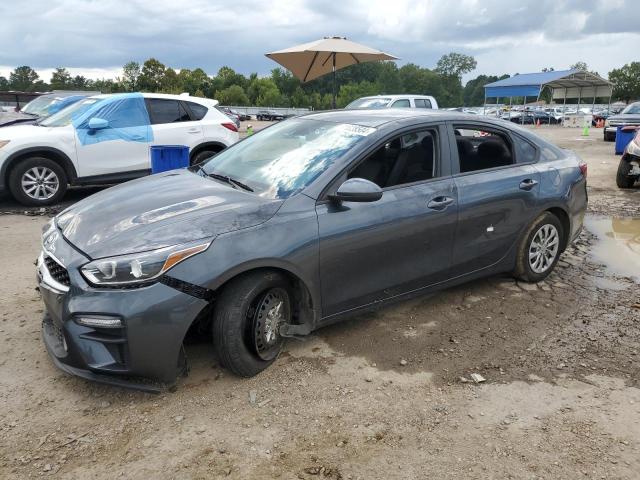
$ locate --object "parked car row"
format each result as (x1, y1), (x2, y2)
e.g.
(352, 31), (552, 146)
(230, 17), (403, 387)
(0, 93), (239, 206)
(36, 108), (588, 389)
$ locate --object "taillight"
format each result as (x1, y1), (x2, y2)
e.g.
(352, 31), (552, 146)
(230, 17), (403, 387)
(221, 122), (238, 132)
(579, 162), (588, 177)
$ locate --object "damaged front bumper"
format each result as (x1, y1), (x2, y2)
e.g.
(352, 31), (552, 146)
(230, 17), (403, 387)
(37, 233), (209, 392)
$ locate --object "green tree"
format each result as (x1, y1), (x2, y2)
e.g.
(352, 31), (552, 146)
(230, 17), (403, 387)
(336, 81), (379, 107)
(570, 61), (588, 72)
(217, 66), (248, 90)
(179, 68), (210, 95)
(0, 76), (8, 89)
(71, 75), (92, 90)
(121, 61), (140, 91)
(247, 77), (281, 106)
(138, 58), (166, 92)
(463, 74), (509, 106)
(217, 85), (250, 105)
(435, 53), (477, 79)
(9, 66), (39, 91)
(50, 67), (71, 89)
(608, 62), (640, 102)
(160, 68), (183, 93)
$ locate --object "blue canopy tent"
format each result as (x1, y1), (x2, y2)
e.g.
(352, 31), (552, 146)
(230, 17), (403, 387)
(483, 69), (613, 123)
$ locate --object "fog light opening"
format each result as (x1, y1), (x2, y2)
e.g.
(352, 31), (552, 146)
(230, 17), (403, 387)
(75, 315), (122, 328)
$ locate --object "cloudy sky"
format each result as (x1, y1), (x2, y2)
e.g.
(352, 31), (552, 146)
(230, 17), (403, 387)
(1, 0), (639, 83)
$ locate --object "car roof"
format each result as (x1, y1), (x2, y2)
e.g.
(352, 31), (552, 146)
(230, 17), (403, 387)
(87, 92), (218, 106)
(356, 94), (435, 100)
(301, 108), (485, 128)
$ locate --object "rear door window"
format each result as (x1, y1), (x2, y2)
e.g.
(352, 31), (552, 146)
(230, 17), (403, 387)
(453, 126), (515, 173)
(415, 99), (432, 109)
(391, 99), (411, 108)
(146, 99), (192, 124)
(184, 101), (208, 120)
(512, 134), (538, 163)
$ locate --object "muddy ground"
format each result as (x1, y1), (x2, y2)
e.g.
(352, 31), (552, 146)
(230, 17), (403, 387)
(1, 125), (639, 479)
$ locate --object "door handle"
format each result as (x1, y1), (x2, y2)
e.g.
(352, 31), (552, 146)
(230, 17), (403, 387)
(187, 128), (200, 134)
(519, 179), (539, 191)
(427, 196), (454, 210)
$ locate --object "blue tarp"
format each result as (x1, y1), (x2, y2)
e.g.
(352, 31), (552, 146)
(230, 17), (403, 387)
(484, 69), (577, 99)
(47, 95), (86, 115)
(72, 92), (153, 146)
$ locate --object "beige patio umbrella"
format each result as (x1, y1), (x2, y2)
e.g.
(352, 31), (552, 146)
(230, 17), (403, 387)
(266, 36), (398, 108)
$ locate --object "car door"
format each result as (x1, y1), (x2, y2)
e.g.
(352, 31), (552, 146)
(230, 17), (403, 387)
(316, 124), (457, 318)
(146, 98), (203, 151)
(74, 96), (151, 178)
(448, 122), (541, 276)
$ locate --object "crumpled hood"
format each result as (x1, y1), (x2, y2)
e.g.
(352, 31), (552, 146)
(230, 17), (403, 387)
(56, 169), (283, 258)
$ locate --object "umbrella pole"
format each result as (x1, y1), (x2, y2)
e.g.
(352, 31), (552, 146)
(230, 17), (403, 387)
(332, 53), (336, 109)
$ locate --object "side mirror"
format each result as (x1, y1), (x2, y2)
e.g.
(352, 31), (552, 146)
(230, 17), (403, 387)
(88, 117), (109, 130)
(330, 178), (383, 203)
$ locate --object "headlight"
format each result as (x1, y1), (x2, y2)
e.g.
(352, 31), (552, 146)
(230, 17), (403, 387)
(81, 240), (211, 286)
(0, 140), (10, 149)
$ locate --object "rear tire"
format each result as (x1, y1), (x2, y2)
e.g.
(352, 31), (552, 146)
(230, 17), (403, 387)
(213, 271), (291, 377)
(190, 149), (221, 166)
(616, 159), (636, 188)
(8, 157), (68, 207)
(513, 212), (564, 283)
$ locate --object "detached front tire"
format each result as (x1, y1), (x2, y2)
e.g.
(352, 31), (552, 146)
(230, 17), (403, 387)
(213, 271), (292, 377)
(8, 157), (68, 206)
(513, 212), (564, 283)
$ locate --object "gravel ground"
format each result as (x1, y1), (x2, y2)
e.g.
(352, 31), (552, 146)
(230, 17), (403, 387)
(0, 125), (639, 479)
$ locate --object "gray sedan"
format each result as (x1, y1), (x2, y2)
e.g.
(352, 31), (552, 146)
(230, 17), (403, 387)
(37, 109), (588, 390)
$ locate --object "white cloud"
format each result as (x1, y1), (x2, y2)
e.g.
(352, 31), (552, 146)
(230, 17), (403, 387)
(0, 0), (638, 83)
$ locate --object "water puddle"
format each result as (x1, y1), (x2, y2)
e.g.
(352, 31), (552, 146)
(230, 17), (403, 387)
(585, 216), (640, 282)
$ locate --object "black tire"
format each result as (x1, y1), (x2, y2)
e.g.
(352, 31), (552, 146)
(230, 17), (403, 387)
(8, 157), (68, 207)
(213, 271), (292, 377)
(190, 149), (221, 166)
(513, 212), (564, 283)
(616, 158), (636, 189)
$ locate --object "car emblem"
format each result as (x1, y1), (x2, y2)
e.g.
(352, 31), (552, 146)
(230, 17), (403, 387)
(44, 231), (59, 253)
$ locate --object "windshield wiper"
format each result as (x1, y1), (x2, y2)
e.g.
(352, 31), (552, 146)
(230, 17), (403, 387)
(206, 171), (254, 192)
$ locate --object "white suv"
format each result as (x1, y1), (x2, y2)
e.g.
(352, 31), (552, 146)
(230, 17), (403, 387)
(0, 93), (239, 206)
(346, 94), (439, 110)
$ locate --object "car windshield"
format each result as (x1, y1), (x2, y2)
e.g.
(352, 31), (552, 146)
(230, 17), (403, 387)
(346, 97), (392, 109)
(39, 98), (101, 127)
(621, 103), (640, 115)
(20, 96), (58, 117)
(199, 118), (375, 199)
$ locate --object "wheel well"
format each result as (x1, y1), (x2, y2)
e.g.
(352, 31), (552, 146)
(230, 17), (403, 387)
(4, 149), (77, 189)
(218, 267), (315, 327)
(546, 207), (570, 251)
(189, 142), (226, 161)
(182, 266), (316, 345)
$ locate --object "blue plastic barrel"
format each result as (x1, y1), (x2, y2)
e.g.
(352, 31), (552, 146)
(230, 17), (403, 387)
(615, 127), (635, 155)
(150, 145), (190, 173)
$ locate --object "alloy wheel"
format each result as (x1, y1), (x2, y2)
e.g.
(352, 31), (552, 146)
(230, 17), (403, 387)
(528, 224), (560, 274)
(21, 166), (59, 201)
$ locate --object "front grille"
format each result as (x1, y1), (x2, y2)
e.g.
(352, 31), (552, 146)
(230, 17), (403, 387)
(44, 255), (71, 287)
